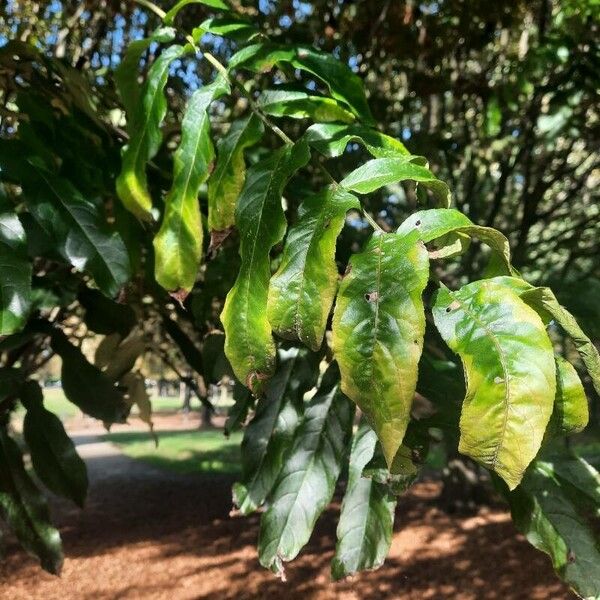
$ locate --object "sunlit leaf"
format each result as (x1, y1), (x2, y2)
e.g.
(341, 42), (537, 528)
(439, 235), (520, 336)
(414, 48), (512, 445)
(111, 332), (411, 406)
(258, 89), (355, 123)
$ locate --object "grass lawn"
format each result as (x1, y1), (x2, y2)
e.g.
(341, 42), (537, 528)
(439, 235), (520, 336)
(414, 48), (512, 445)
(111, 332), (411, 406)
(103, 429), (243, 476)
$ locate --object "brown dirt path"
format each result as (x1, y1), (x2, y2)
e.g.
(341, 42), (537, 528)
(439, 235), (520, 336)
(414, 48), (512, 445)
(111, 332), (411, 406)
(0, 420), (573, 600)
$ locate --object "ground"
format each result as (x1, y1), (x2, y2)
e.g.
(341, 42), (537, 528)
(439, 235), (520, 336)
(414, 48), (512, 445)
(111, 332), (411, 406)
(0, 408), (573, 600)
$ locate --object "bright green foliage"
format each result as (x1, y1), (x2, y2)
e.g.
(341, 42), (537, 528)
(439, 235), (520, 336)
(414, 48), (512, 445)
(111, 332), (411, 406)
(163, 0), (228, 24)
(0, 197), (31, 334)
(268, 186), (359, 351)
(27, 165), (131, 297)
(221, 142), (310, 393)
(333, 232), (428, 467)
(207, 114), (263, 233)
(332, 424), (397, 580)
(304, 123), (410, 158)
(506, 457), (600, 598)
(21, 381), (88, 508)
(233, 347), (319, 515)
(552, 357), (589, 435)
(432, 280), (556, 489)
(0, 427), (63, 575)
(154, 77), (229, 294)
(197, 17), (259, 42)
(397, 208), (513, 273)
(340, 158), (451, 207)
(229, 43), (374, 124)
(116, 44), (186, 221)
(257, 89), (355, 123)
(258, 364), (354, 575)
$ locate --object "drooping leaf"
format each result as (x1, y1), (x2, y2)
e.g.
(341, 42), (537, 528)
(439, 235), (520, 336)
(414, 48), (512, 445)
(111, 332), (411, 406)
(432, 280), (556, 489)
(0, 196), (31, 334)
(221, 141), (310, 393)
(162, 314), (203, 375)
(267, 185), (359, 351)
(331, 424), (396, 580)
(397, 208), (514, 274)
(50, 329), (129, 423)
(163, 0), (229, 25)
(120, 371), (154, 433)
(304, 123), (410, 158)
(26, 165), (131, 297)
(101, 332), (145, 382)
(116, 44), (186, 221)
(332, 232), (429, 467)
(551, 356), (588, 436)
(21, 381), (88, 507)
(114, 27), (176, 118)
(153, 76), (230, 294)
(202, 331), (233, 384)
(257, 89), (355, 123)
(197, 16), (259, 42)
(232, 347), (319, 515)
(207, 114), (263, 234)
(0, 427), (63, 574)
(229, 43), (374, 124)
(94, 333), (122, 369)
(340, 157), (451, 208)
(505, 459), (600, 599)
(78, 287), (136, 337)
(258, 363), (354, 575)
(224, 381), (253, 436)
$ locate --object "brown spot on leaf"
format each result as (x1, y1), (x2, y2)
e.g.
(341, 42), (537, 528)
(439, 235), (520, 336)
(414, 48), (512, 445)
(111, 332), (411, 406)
(209, 228), (234, 255)
(567, 549), (576, 563)
(169, 288), (189, 307)
(365, 291), (379, 302)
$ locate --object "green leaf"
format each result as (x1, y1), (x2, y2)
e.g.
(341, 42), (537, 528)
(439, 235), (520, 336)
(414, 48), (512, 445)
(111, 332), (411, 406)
(551, 356), (588, 436)
(21, 381), (88, 507)
(26, 166), (131, 297)
(258, 363), (354, 575)
(116, 44), (186, 221)
(153, 77), (230, 294)
(221, 141), (310, 393)
(267, 185), (359, 351)
(197, 16), (259, 42)
(505, 459), (600, 599)
(164, 0), (229, 25)
(304, 123), (410, 158)
(114, 27), (176, 118)
(397, 208), (514, 274)
(0, 427), (63, 575)
(229, 43), (374, 124)
(50, 329), (129, 423)
(332, 232), (429, 467)
(340, 157), (451, 208)
(162, 314), (204, 375)
(224, 381), (253, 436)
(331, 424), (396, 580)
(202, 331), (233, 384)
(232, 347), (319, 515)
(432, 280), (556, 489)
(0, 198), (31, 334)
(257, 89), (355, 123)
(207, 114), (263, 234)
(78, 287), (136, 337)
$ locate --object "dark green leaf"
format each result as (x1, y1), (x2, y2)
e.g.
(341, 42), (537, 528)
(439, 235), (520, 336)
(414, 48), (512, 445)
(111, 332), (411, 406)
(268, 185), (359, 351)
(229, 43), (374, 124)
(331, 424), (396, 580)
(258, 363), (354, 575)
(432, 280), (556, 489)
(21, 381), (88, 507)
(0, 427), (63, 574)
(232, 347), (319, 514)
(163, 314), (203, 375)
(50, 329), (129, 423)
(197, 16), (259, 41)
(332, 232), (429, 467)
(78, 287), (136, 337)
(154, 77), (230, 294)
(224, 381), (253, 436)
(221, 141), (310, 393)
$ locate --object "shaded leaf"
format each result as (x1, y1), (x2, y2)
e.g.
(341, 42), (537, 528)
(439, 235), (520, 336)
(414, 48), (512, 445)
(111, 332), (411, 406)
(163, 314), (203, 375)
(224, 381), (253, 436)
(78, 287), (136, 337)
(432, 280), (556, 489)
(164, 0), (229, 25)
(102, 332), (145, 382)
(221, 141), (310, 393)
(0, 427), (63, 574)
(258, 363), (354, 575)
(21, 381), (88, 507)
(332, 232), (429, 466)
(551, 356), (588, 436)
(331, 424), (396, 580)
(207, 114), (263, 234)
(154, 77), (230, 293)
(268, 185), (359, 351)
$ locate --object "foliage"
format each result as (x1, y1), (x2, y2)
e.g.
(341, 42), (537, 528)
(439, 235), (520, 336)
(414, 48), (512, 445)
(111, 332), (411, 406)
(0, 0), (599, 597)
